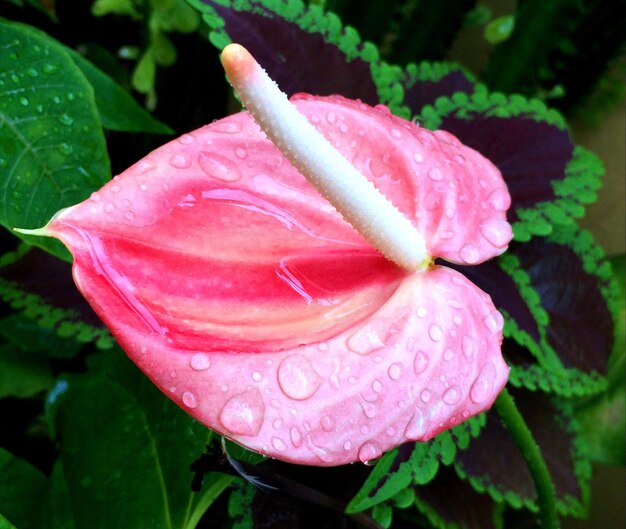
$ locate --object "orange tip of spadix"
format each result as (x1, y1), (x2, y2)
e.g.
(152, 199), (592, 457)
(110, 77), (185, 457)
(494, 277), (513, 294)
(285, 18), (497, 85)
(221, 43), (257, 85)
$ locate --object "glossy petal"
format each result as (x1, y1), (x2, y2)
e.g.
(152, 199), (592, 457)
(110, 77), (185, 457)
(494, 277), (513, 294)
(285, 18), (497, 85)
(46, 96), (510, 465)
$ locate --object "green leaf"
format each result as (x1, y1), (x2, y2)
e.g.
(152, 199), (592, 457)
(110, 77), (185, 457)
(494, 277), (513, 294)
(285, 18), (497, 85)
(0, 513), (17, 529)
(0, 20), (110, 259)
(228, 482), (255, 529)
(347, 417), (485, 513)
(0, 313), (82, 357)
(132, 47), (157, 94)
(48, 349), (232, 529)
(68, 49), (173, 134)
(0, 342), (53, 398)
(0, 448), (49, 529)
(484, 15), (515, 44)
(91, 0), (139, 18)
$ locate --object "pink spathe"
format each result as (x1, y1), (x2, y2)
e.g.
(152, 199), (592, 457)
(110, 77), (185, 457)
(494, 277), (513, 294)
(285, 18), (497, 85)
(46, 92), (511, 466)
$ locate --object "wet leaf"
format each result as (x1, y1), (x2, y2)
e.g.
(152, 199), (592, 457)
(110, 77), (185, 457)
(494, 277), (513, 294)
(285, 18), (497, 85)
(0, 448), (48, 529)
(189, 0), (400, 108)
(0, 21), (110, 259)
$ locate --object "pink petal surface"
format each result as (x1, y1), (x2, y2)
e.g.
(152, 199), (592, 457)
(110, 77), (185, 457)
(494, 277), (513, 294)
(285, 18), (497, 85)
(47, 96), (511, 465)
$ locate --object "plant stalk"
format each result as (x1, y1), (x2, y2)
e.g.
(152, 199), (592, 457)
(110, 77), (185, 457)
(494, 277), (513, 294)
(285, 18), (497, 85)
(494, 388), (560, 529)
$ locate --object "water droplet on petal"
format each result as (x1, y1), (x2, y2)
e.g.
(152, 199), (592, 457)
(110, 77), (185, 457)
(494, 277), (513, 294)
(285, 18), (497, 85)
(170, 153), (191, 168)
(413, 152), (424, 163)
(219, 389), (265, 436)
(391, 128), (403, 139)
(178, 133), (195, 145)
(277, 354), (322, 400)
(388, 362), (403, 380)
(480, 219), (512, 248)
(358, 442), (382, 464)
(428, 168), (443, 181)
(459, 244), (480, 264)
(462, 335), (476, 358)
(470, 362), (497, 404)
(347, 321), (387, 355)
(414, 350), (429, 374)
(198, 151), (241, 181)
(343, 440), (352, 450)
(326, 111), (336, 124)
(234, 146), (247, 159)
(252, 371), (263, 382)
(290, 426), (303, 447)
(443, 386), (461, 405)
(420, 389), (432, 403)
(362, 402), (377, 418)
(321, 415), (335, 431)
(484, 311), (504, 333)
(190, 353), (211, 371)
(488, 188), (511, 211)
(182, 391), (198, 408)
(212, 120), (242, 133)
(271, 437), (287, 451)
(428, 324), (443, 342)
(405, 409), (427, 439)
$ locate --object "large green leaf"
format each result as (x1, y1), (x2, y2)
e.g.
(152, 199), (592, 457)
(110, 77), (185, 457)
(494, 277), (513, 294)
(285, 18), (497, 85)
(0, 20), (110, 258)
(47, 349), (233, 529)
(68, 50), (173, 134)
(0, 448), (48, 529)
(0, 342), (53, 398)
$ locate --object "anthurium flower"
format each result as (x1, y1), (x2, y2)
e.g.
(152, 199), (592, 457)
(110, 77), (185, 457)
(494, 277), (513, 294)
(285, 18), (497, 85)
(24, 44), (512, 466)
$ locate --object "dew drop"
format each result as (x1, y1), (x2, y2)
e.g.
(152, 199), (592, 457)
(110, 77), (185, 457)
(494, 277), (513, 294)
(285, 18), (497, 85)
(443, 386), (461, 405)
(58, 143), (73, 155)
(272, 418), (282, 429)
(182, 391), (198, 408)
(178, 133), (195, 145)
(170, 153), (191, 169)
(326, 111), (336, 124)
(358, 442), (381, 464)
(372, 379), (383, 392)
(58, 114), (74, 126)
(124, 211), (135, 221)
(483, 311), (504, 333)
(428, 324), (443, 342)
(212, 121), (242, 133)
(343, 440), (352, 450)
(104, 202), (115, 213)
(271, 437), (287, 451)
(428, 168), (443, 181)
(198, 151), (241, 181)
(414, 350), (429, 374)
(459, 244), (480, 264)
(290, 426), (303, 447)
(470, 362), (497, 404)
(390, 128), (403, 139)
(19, 96), (29, 106)
(321, 415), (335, 431)
(252, 371), (263, 382)
(413, 152), (424, 163)
(454, 154), (466, 165)
(43, 63), (59, 74)
(480, 219), (513, 248)
(234, 146), (247, 159)
(90, 192), (101, 202)
(405, 409), (427, 439)
(388, 362), (403, 380)
(462, 335), (475, 358)
(443, 348), (455, 361)
(190, 353), (211, 371)
(488, 188), (511, 211)
(362, 402), (377, 418)
(277, 354), (322, 400)
(420, 389), (432, 403)
(417, 307), (428, 318)
(346, 322), (386, 355)
(219, 389), (265, 436)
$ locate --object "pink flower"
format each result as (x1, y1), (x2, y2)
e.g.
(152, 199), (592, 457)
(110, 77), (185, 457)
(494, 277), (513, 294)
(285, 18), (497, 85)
(40, 45), (511, 466)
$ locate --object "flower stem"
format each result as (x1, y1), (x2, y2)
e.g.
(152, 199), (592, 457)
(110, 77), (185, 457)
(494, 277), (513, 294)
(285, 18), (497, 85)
(494, 388), (560, 529)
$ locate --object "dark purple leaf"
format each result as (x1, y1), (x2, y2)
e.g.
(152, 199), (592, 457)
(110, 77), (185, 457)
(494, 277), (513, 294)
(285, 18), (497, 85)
(455, 390), (589, 516)
(199, 0), (379, 103)
(440, 114), (571, 223)
(414, 465), (501, 529)
(512, 236), (614, 375)
(403, 63), (475, 114)
(0, 248), (108, 342)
